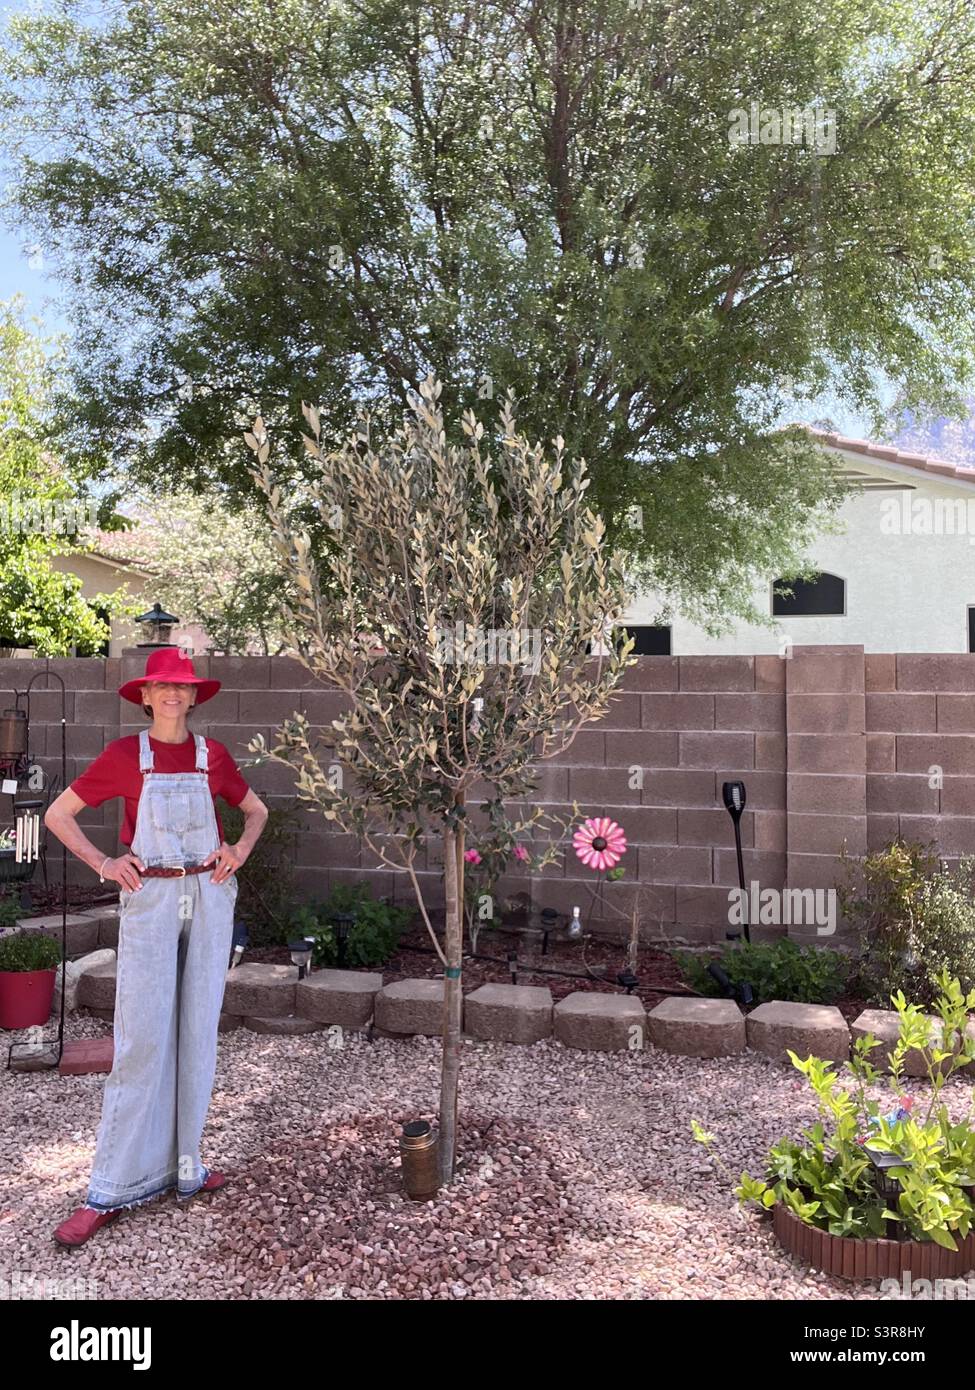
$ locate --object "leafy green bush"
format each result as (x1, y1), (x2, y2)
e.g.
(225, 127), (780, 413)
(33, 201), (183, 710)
(837, 839), (975, 1006)
(0, 930), (62, 972)
(694, 970), (975, 1248)
(220, 799), (302, 946)
(288, 882), (414, 968)
(676, 938), (850, 1005)
(0, 891), (22, 930)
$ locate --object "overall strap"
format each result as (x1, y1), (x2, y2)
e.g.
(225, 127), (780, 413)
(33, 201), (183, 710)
(194, 734), (209, 773)
(138, 728), (153, 775)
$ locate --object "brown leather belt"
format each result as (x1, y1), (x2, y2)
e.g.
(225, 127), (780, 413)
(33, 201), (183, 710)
(139, 863), (213, 878)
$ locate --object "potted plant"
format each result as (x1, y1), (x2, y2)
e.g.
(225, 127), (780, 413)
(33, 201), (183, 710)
(0, 927), (62, 1029)
(693, 969), (975, 1279)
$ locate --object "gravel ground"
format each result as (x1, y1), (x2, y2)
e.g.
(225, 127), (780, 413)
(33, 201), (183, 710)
(2, 1013), (972, 1300)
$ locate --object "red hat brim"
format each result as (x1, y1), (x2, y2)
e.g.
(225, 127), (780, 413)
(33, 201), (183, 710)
(118, 676), (221, 706)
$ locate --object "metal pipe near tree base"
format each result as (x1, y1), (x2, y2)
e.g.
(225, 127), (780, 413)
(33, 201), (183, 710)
(399, 1121), (441, 1201)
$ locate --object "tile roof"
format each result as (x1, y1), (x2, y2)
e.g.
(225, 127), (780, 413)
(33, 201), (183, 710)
(801, 424), (975, 484)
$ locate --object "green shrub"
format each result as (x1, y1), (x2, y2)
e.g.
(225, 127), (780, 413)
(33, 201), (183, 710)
(0, 891), (22, 930)
(676, 938), (850, 1004)
(0, 930), (62, 972)
(837, 839), (975, 1006)
(287, 882), (414, 968)
(220, 799), (302, 946)
(694, 970), (975, 1247)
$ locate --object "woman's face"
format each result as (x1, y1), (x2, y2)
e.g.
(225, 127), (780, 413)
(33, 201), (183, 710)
(144, 680), (197, 720)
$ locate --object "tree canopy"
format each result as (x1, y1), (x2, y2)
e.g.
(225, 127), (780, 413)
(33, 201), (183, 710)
(4, 0), (975, 628)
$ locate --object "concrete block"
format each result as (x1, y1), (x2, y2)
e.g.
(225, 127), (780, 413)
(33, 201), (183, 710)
(221, 962), (296, 1017)
(374, 978), (445, 1036)
(296, 969), (383, 1027)
(647, 996), (746, 1057)
(746, 1000), (850, 1063)
(464, 984), (553, 1044)
(553, 991), (647, 1051)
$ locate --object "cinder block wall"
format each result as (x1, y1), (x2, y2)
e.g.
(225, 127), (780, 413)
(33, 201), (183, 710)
(2, 644), (973, 944)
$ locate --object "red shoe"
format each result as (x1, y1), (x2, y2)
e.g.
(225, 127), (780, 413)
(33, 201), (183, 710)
(53, 1206), (121, 1247)
(199, 1170), (226, 1193)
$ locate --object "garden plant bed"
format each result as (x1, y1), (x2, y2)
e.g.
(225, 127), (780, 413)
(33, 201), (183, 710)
(773, 1200), (975, 1281)
(245, 924), (876, 1016)
(245, 923), (692, 1006)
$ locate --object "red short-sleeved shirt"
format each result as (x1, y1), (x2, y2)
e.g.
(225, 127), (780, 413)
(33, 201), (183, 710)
(69, 734), (250, 849)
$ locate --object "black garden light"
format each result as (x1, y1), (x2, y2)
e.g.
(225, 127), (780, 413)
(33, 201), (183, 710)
(617, 968), (639, 995)
(539, 907), (559, 956)
(330, 911), (356, 969)
(868, 1149), (907, 1205)
(721, 779), (750, 944)
(707, 962), (754, 1008)
(507, 948), (518, 986)
(287, 938), (313, 980)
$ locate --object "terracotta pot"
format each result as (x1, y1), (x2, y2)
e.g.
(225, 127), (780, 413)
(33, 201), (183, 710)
(0, 967), (56, 1029)
(773, 1200), (975, 1281)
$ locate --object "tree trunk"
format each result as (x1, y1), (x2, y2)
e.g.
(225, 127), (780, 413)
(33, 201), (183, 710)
(439, 812), (465, 1183)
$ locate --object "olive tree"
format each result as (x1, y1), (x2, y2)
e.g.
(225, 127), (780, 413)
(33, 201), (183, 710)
(244, 375), (633, 1181)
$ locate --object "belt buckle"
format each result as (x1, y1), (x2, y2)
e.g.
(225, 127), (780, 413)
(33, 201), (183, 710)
(175, 866), (187, 877)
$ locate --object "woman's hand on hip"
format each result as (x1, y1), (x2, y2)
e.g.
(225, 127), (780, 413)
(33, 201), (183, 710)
(204, 842), (246, 884)
(103, 854), (146, 892)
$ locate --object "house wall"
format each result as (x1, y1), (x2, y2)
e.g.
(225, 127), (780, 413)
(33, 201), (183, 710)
(48, 553), (153, 657)
(628, 462), (975, 654)
(3, 644), (974, 946)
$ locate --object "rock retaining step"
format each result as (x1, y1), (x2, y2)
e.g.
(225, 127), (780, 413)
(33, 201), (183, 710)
(647, 997), (746, 1057)
(746, 1000), (850, 1063)
(374, 979), (445, 1035)
(221, 963), (296, 1017)
(851, 1008), (975, 1078)
(16, 914), (100, 956)
(553, 991), (647, 1051)
(464, 984), (553, 1044)
(296, 969), (383, 1028)
(241, 1015), (325, 1035)
(76, 958), (118, 1012)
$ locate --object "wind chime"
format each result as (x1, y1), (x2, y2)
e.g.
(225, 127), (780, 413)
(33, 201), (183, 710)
(5, 673), (69, 1073)
(0, 699), (44, 868)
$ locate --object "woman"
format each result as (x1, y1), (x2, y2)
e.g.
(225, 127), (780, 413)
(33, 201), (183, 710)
(44, 648), (269, 1247)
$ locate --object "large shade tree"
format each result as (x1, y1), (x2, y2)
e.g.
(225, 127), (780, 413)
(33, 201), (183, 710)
(244, 376), (634, 1182)
(7, 0), (975, 628)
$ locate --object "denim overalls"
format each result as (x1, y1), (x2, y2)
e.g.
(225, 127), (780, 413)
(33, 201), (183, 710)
(84, 729), (238, 1212)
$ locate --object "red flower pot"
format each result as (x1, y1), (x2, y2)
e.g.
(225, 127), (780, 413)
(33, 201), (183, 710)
(0, 967), (56, 1029)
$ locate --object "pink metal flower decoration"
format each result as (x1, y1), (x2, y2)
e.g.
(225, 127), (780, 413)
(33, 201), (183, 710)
(573, 817), (627, 872)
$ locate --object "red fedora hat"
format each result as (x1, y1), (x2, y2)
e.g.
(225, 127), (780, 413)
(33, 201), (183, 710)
(118, 648), (221, 706)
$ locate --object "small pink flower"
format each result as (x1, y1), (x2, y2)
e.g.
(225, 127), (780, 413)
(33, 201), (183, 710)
(463, 849), (481, 865)
(513, 845), (529, 863)
(573, 816), (627, 872)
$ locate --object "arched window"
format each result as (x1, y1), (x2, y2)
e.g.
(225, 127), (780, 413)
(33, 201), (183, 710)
(771, 572), (845, 617)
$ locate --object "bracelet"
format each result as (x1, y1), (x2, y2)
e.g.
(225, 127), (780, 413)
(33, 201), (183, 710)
(98, 856), (110, 883)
